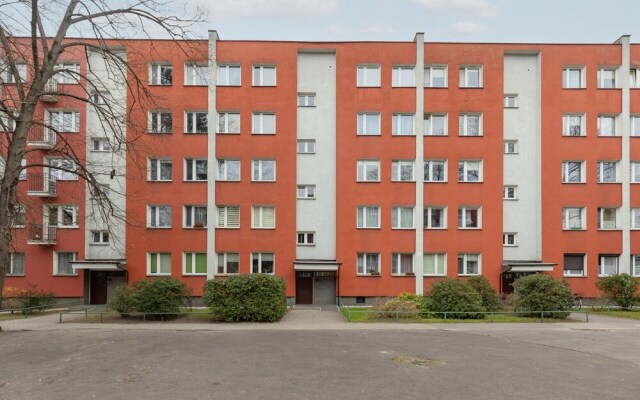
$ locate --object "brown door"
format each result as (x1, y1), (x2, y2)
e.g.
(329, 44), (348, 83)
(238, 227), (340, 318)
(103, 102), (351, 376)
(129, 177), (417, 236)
(296, 272), (313, 304)
(90, 271), (108, 304)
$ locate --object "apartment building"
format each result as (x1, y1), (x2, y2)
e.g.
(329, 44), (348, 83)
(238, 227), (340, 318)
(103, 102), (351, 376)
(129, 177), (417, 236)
(3, 32), (640, 305)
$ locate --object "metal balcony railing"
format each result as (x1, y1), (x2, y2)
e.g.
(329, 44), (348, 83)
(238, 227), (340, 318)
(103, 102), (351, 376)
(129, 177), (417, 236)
(27, 173), (57, 196)
(28, 223), (57, 245)
(41, 80), (58, 102)
(26, 125), (56, 148)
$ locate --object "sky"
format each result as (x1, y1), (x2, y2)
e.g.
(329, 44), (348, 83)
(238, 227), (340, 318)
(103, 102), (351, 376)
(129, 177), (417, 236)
(191, 0), (640, 43)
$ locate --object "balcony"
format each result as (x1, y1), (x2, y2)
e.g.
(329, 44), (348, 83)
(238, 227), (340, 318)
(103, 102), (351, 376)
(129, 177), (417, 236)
(26, 125), (56, 149)
(41, 81), (58, 102)
(27, 223), (57, 245)
(27, 173), (57, 197)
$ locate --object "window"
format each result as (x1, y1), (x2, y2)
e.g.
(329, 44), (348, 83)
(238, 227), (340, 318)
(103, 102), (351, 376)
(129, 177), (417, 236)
(184, 205), (207, 228)
(598, 207), (619, 230)
(632, 68), (640, 88)
(218, 112), (240, 134)
(632, 116), (640, 137)
(424, 114), (447, 136)
(597, 68), (616, 89)
(392, 66), (414, 87)
(217, 159), (240, 181)
(458, 160), (482, 182)
(424, 65), (447, 88)
(459, 113), (482, 136)
(424, 206), (447, 229)
(597, 161), (619, 183)
(632, 162), (640, 183)
(91, 231), (109, 244)
(563, 67), (585, 89)
(185, 63), (208, 86)
(47, 205), (78, 228)
(216, 205), (240, 228)
(392, 206), (414, 229)
(357, 65), (380, 87)
(504, 94), (518, 108)
(357, 253), (380, 275)
(297, 232), (315, 246)
(55, 252), (77, 275)
(357, 160), (380, 182)
(91, 91), (112, 106)
(597, 115), (617, 137)
(564, 254), (585, 277)
(599, 255), (619, 277)
(391, 253), (413, 275)
(458, 253), (480, 275)
(148, 205), (172, 228)
(217, 65), (240, 86)
(252, 253), (274, 274)
(298, 93), (316, 107)
(504, 140), (518, 154)
(185, 111), (208, 134)
(13, 205), (25, 227)
(148, 111), (173, 133)
(91, 138), (111, 152)
(252, 65), (276, 86)
(217, 253), (239, 275)
(503, 233), (517, 246)
(297, 185), (316, 199)
(184, 159), (207, 181)
(252, 159), (276, 181)
(19, 158), (26, 180)
(503, 186), (518, 200)
(631, 208), (640, 229)
(252, 206), (275, 229)
(8, 253), (25, 276)
(392, 113), (415, 135)
(149, 63), (172, 85)
(562, 114), (585, 136)
(562, 161), (584, 183)
(357, 113), (381, 135)
(297, 140), (316, 154)
(252, 112), (276, 134)
(357, 206), (380, 229)
(48, 158), (78, 180)
(459, 66), (482, 88)
(458, 207), (481, 229)
(48, 110), (80, 133)
(184, 252), (207, 275)
(52, 62), (80, 84)
(633, 255), (640, 276)
(391, 160), (415, 182)
(563, 207), (586, 230)
(424, 160), (447, 182)
(4, 62), (27, 83)
(148, 252), (171, 275)
(424, 253), (446, 276)
(148, 158), (172, 181)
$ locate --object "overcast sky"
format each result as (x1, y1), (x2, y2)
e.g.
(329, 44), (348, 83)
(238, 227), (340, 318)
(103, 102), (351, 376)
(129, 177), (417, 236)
(194, 0), (640, 43)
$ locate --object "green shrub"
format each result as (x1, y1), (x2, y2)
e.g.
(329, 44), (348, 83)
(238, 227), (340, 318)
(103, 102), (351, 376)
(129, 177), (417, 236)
(131, 278), (192, 319)
(203, 274), (287, 322)
(467, 276), (502, 312)
(512, 274), (573, 319)
(426, 278), (485, 319)
(16, 284), (55, 314)
(596, 274), (639, 310)
(373, 297), (419, 318)
(107, 285), (136, 317)
(396, 292), (428, 312)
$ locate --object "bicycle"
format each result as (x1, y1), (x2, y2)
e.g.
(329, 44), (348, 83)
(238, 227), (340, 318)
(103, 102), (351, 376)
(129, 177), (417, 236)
(572, 293), (583, 311)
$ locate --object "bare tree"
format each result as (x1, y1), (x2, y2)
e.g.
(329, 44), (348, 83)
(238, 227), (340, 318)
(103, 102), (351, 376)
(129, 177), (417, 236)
(0, 0), (205, 305)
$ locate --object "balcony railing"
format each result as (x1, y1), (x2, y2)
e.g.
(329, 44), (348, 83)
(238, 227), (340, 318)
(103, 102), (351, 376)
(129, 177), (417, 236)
(41, 80), (58, 102)
(27, 173), (57, 197)
(27, 223), (57, 245)
(26, 125), (56, 148)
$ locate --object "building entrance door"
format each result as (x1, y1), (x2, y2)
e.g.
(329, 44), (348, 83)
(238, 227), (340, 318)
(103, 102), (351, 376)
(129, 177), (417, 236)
(296, 272), (313, 304)
(90, 271), (108, 304)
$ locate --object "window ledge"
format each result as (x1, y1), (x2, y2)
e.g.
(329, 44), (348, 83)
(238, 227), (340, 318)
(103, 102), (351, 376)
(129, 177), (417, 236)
(215, 273), (239, 277)
(89, 243), (109, 246)
(54, 274), (79, 277)
(562, 135), (587, 138)
(424, 181), (449, 183)
(356, 227), (381, 230)
(7, 274), (25, 277)
(424, 134), (449, 137)
(424, 274), (447, 277)
(251, 227), (276, 230)
(251, 133), (277, 135)
(184, 84), (208, 87)
(147, 274), (172, 277)
(458, 227), (482, 230)
(216, 226), (240, 229)
(563, 274), (587, 278)
(562, 182), (587, 184)
(183, 180), (207, 183)
(356, 181), (381, 183)
(183, 274), (208, 277)
(458, 181), (484, 184)
(458, 274), (480, 277)
(392, 227), (415, 230)
(216, 132), (241, 135)
(562, 87), (587, 90)
(216, 180), (241, 183)
(459, 86), (484, 89)
(356, 134), (382, 137)
(392, 274), (416, 277)
(391, 134), (417, 137)
(391, 180), (416, 183)
(357, 273), (381, 277)
(251, 180), (277, 183)
(147, 180), (173, 183)
(356, 86), (382, 88)
(57, 226), (79, 229)
(597, 229), (622, 231)
(425, 227), (448, 230)
(424, 86), (449, 89)
(563, 229), (586, 231)
(147, 227), (172, 229)
(184, 227), (207, 230)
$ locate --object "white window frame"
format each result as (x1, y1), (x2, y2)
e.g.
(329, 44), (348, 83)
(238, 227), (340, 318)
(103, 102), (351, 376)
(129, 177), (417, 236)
(4, 62), (27, 83)
(13, 205), (26, 227)
(632, 115), (640, 137)
(424, 253), (446, 276)
(562, 161), (585, 183)
(424, 113), (448, 136)
(457, 253), (481, 276)
(424, 159), (447, 182)
(48, 158), (78, 181)
(631, 68), (640, 89)
(251, 206), (276, 229)
(424, 65), (447, 88)
(357, 65), (381, 87)
(504, 94), (518, 108)
(297, 139), (316, 154)
(357, 160), (380, 182)
(297, 232), (315, 246)
(392, 66), (415, 87)
(297, 185), (316, 199)
(184, 158), (207, 181)
(458, 160), (483, 182)
(391, 160), (415, 182)
(563, 254), (586, 277)
(503, 233), (517, 247)
(297, 93), (316, 107)
(391, 253), (414, 275)
(424, 206), (447, 229)
(458, 206), (481, 229)
(597, 115), (619, 137)
(149, 63), (173, 86)
(252, 112), (276, 134)
(562, 114), (585, 136)
(562, 66), (586, 89)
(91, 137), (111, 152)
(47, 110), (80, 133)
(597, 67), (617, 89)
(148, 110), (173, 134)
(183, 205), (207, 228)
(563, 207), (586, 230)
(357, 112), (381, 136)
(598, 207), (620, 230)
(632, 255), (640, 277)
(183, 252), (207, 276)
(147, 205), (172, 228)
(52, 62), (80, 84)
(184, 63), (208, 86)
(251, 159), (276, 182)
(216, 205), (240, 228)
(459, 66), (483, 88)
(8, 252), (25, 276)
(503, 185), (518, 200)
(91, 230), (109, 245)
(252, 65), (276, 87)
(46, 205), (79, 228)
(357, 253), (380, 275)
(631, 208), (640, 230)
(459, 113), (482, 136)
(392, 113), (415, 136)
(251, 253), (275, 274)
(217, 253), (240, 275)
(597, 161), (620, 183)
(598, 255), (619, 277)
(217, 159), (241, 181)
(217, 112), (241, 134)
(184, 111), (208, 134)
(147, 252), (172, 276)
(631, 161), (640, 183)
(148, 158), (172, 182)
(54, 252), (77, 276)
(391, 206), (415, 229)
(504, 140), (518, 154)
(357, 206), (381, 229)
(217, 64), (241, 86)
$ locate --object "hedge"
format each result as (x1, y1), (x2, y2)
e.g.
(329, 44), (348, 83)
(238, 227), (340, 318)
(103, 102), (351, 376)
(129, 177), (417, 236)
(512, 274), (573, 319)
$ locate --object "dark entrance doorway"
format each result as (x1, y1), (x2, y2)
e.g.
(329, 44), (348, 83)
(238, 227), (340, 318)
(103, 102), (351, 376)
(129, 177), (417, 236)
(90, 271), (108, 304)
(501, 271), (535, 294)
(296, 272), (313, 304)
(295, 271), (337, 305)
